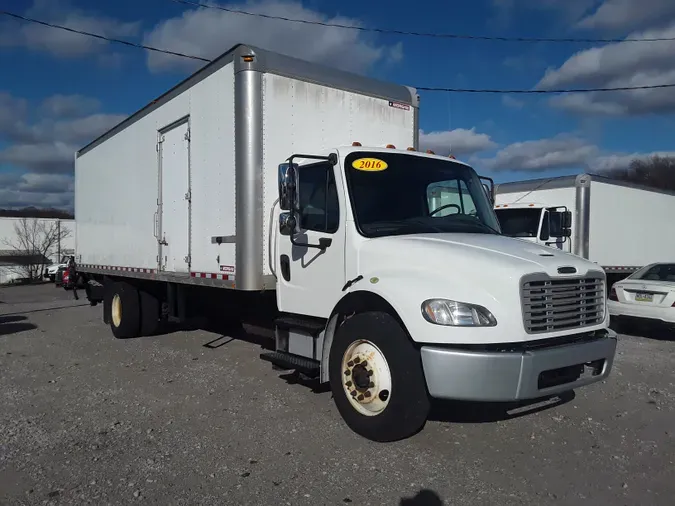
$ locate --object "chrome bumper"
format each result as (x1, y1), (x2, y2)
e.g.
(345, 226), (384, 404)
(420, 329), (618, 402)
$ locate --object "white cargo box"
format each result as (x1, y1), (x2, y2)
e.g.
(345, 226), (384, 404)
(75, 44), (419, 290)
(494, 173), (675, 274)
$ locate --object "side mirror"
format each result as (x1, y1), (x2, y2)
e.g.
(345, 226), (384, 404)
(562, 227), (572, 237)
(479, 175), (495, 205)
(562, 210), (572, 229)
(279, 212), (296, 236)
(278, 163), (299, 211)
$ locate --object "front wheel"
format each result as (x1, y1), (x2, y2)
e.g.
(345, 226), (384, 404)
(328, 311), (430, 442)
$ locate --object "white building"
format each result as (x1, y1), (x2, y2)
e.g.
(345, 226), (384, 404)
(0, 217), (75, 284)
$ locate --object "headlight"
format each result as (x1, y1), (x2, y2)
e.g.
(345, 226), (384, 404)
(421, 299), (497, 327)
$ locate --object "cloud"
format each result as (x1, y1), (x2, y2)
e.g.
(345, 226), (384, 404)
(474, 134), (600, 172)
(0, 91), (126, 210)
(142, 0), (403, 74)
(0, 173), (74, 209)
(536, 21), (675, 116)
(0, 0), (140, 59)
(591, 150), (675, 171)
(577, 0), (675, 33)
(419, 128), (497, 157)
(40, 94), (101, 118)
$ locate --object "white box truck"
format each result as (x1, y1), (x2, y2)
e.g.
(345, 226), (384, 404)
(73, 44), (617, 442)
(493, 173), (675, 287)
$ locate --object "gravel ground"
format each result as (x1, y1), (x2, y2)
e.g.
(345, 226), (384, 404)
(1, 284), (674, 506)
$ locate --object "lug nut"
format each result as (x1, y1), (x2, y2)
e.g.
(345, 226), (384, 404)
(350, 391), (357, 397)
(354, 357), (360, 364)
(369, 382), (375, 388)
(357, 394), (364, 401)
(345, 381), (352, 387)
(361, 360), (367, 367)
(344, 370), (351, 376)
(364, 391), (371, 398)
(347, 360), (354, 367)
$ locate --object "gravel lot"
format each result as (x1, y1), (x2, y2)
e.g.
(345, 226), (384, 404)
(1, 284), (674, 505)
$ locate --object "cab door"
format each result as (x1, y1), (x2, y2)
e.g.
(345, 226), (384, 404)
(275, 161), (346, 318)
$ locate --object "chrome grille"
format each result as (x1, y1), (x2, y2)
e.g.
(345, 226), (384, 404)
(521, 274), (605, 334)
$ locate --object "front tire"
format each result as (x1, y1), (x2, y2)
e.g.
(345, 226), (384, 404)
(328, 311), (430, 442)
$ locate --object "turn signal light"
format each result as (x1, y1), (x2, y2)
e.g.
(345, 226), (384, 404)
(426, 150), (435, 154)
(609, 287), (618, 301)
(407, 147), (415, 151)
(242, 55), (255, 62)
(386, 144), (396, 149)
(352, 141), (362, 146)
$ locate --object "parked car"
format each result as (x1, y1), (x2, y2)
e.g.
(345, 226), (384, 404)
(45, 255), (69, 283)
(608, 262), (675, 330)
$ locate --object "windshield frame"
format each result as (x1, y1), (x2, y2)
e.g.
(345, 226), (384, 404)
(342, 150), (501, 239)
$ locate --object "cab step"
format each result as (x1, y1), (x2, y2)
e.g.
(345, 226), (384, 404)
(274, 314), (326, 337)
(260, 351), (320, 377)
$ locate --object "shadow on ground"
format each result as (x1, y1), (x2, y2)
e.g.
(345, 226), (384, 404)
(611, 318), (675, 341)
(400, 489), (444, 505)
(0, 315), (37, 336)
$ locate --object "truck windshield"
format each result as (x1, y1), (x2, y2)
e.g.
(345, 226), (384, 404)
(344, 151), (501, 238)
(494, 208), (541, 238)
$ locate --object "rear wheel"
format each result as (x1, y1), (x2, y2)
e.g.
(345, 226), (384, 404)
(109, 281), (141, 339)
(328, 311), (430, 442)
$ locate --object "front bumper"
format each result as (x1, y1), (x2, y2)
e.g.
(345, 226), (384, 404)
(420, 329), (617, 402)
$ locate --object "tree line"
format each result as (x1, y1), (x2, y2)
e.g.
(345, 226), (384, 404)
(604, 155), (675, 192)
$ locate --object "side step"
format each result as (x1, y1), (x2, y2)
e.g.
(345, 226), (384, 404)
(274, 314), (326, 336)
(260, 351), (320, 377)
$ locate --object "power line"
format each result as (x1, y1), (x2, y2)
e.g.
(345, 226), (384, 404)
(170, 0), (675, 44)
(0, 10), (210, 62)
(2, 9), (675, 94)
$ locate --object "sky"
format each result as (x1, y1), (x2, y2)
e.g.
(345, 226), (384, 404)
(1, 0), (675, 211)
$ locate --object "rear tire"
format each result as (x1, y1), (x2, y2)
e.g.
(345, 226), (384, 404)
(109, 281), (141, 339)
(328, 311), (430, 442)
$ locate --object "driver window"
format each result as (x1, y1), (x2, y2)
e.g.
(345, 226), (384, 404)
(297, 164), (340, 234)
(427, 179), (477, 217)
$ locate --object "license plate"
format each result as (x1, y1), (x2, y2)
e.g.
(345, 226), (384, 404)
(635, 292), (653, 302)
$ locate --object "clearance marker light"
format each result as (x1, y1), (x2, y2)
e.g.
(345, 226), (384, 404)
(352, 141), (362, 146)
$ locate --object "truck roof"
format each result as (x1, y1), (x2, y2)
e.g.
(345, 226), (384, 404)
(77, 44), (419, 158)
(332, 146), (473, 169)
(495, 172), (675, 198)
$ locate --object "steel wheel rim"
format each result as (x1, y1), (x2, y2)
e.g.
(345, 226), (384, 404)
(341, 339), (392, 416)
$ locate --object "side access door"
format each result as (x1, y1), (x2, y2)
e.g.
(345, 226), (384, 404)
(275, 161), (346, 318)
(156, 118), (191, 273)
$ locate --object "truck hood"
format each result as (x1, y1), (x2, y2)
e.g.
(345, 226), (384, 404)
(357, 233), (600, 280)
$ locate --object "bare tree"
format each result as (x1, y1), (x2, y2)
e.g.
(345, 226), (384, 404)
(606, 155), (675, 192)
(1, 218), (72, 282)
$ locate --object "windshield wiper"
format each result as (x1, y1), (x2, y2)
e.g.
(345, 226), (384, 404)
(364, 218), (445, 234)
(445, 215), (501, 235)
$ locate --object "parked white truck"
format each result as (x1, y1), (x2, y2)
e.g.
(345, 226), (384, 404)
(72, 44), (617, 442)
(493, 173), (675, 288)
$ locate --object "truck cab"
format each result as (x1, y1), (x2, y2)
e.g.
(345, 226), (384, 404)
(494, 202), (572, 252)
(271, 145), (617, 442)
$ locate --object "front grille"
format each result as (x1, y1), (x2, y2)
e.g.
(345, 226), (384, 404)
(521, 274), (605, 334)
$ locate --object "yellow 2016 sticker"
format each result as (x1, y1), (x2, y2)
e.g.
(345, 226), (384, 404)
(352, 157), (388, 172)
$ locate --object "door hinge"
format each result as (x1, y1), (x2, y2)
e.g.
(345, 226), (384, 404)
(184, 130), (190, 142)
(156, 135), (165, 152)
(184, 255), (191, 264)
(184, 190), (191, 201)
